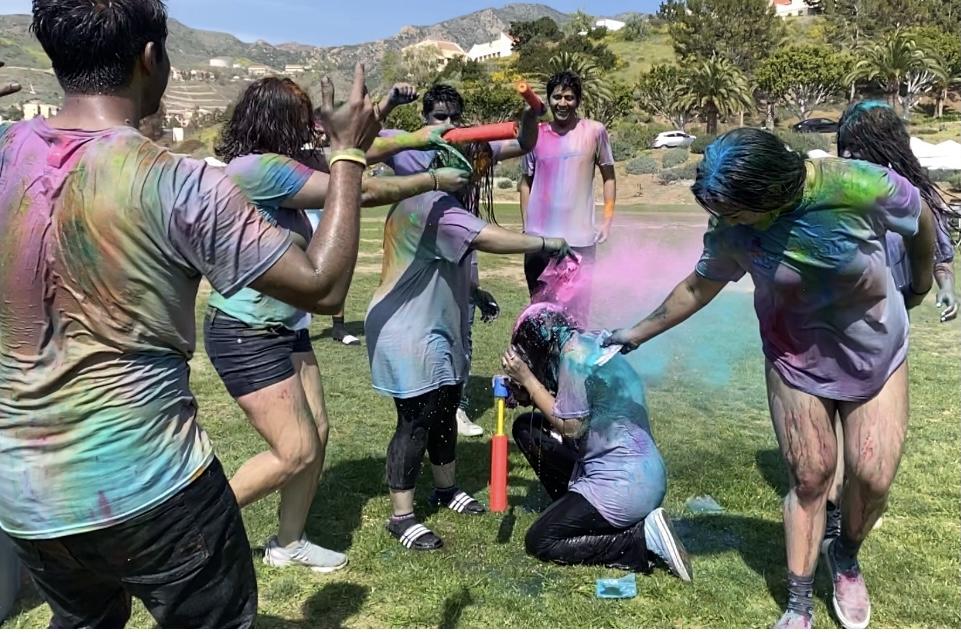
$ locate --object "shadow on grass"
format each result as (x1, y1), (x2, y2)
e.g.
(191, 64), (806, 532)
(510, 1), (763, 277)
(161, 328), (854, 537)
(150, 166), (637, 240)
(462, 373), (495, 421)
(675, 514), (788, 609)
(256, 581), (369, 629)
(754, 448), (790, 498)
(439, 586), (473, 628)
(306, 437), (535, 550)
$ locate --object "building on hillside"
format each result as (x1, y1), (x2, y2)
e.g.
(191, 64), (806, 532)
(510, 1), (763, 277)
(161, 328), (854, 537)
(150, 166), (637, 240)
(22, 102), (59, 120)
(209, 57), (233, 68)
(467, 32), (514, 62)
(770, 0), (815, 17)
(248, 64), (276, 77)
(284, 64), (307, 75)
(402, 39), (467, 66)
(170, 67), (185, 82)
(595, 18), (626, 31)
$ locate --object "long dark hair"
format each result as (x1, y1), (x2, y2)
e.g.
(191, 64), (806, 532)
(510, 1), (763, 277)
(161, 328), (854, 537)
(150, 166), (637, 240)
(430, 140), (498, 223)
(216, 77), (318, 162)
(510, 303), (580, 394)
(693, 128), (807, 216)
(838, 101), (960, 237)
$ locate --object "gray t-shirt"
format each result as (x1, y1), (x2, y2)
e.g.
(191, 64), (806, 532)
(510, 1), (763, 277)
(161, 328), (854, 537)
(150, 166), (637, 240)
(554, 332), (667, 528)
(365, 138), (487, 398)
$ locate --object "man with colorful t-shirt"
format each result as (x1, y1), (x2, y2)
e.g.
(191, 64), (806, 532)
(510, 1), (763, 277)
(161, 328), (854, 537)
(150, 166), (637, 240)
(520, 70), (617, 323)
(0, 1), (377, 628)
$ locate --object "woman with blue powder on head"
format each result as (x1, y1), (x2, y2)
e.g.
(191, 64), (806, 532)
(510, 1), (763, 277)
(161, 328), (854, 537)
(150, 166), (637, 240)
(500, 303), (692, 581)
(606, 127), (938, 629)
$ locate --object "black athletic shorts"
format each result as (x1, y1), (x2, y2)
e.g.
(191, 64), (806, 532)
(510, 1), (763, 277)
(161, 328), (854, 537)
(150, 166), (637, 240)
(203, 308), (312, 398)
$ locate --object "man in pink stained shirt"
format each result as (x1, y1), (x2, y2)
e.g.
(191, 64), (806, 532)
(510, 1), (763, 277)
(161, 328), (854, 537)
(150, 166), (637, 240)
(520, 70), (617, 323)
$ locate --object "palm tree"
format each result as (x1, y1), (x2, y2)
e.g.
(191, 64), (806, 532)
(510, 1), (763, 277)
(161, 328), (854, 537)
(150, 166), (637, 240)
(676, 55), (754, 135)
(845, 28), (947, 118)
(537, 52), (614, 123)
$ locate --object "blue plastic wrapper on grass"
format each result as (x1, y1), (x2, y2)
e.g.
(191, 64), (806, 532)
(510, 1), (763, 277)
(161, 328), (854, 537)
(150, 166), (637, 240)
(595, 573), (637, 599)
(685, 494), (725, 514)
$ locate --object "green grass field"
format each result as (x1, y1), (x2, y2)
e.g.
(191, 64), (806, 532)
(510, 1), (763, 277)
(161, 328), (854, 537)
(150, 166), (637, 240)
(4, 204), (959, 629)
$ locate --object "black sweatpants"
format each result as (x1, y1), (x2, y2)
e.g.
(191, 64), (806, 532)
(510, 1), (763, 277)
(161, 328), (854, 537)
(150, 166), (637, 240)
(512, 412), (651, 571)
(387, 384), (462, 491)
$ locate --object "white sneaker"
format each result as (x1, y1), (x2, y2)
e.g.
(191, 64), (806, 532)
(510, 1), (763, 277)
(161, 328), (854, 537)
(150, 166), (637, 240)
(338, 333), (360, 346)
(263, 535), (348, 573)
(456, 408), (483, 437)
(644, 507), (693, 582)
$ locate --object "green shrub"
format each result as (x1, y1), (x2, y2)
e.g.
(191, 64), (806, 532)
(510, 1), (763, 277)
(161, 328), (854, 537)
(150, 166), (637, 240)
(625, 156), (659, 175)
(662, 147), (689, 169)
(948, 172), (961, 193)
(777, 130), (832, 155)
(928, 169), (959, 184)
(656, 162), (698, 184)
(496, 178), (515, 190)
(495, 158), (523, 182)
(611, 122), (672, 160)
(690, 134), (716, 154)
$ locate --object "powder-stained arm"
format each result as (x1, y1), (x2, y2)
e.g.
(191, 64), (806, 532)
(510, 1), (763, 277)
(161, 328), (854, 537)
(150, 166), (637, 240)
(365, 124), (450, 164)
(606, 271), (728, 352)
(285, 168), (469, 209)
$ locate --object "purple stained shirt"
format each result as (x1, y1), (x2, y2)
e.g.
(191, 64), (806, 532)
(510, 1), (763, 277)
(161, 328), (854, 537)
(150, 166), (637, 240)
(696, 158), (922, 401)
(522, 119), (614, 247)
(553, 332), (666, 528)
(0, 119), (291, 538)
(364, 131), (491, 397)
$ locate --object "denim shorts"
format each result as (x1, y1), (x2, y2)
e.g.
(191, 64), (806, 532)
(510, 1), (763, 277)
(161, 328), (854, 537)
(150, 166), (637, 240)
(203, 308), (313, 398)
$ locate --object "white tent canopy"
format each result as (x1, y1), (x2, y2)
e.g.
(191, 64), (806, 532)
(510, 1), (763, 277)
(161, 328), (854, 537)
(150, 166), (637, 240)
(807, 138), (961, 172)
(909, 138), (961, 171)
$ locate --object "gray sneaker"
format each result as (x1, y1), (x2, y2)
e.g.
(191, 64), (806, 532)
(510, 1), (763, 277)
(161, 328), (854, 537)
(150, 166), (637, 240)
(263, 535), (348, 573)
(643, 507), (693, 582)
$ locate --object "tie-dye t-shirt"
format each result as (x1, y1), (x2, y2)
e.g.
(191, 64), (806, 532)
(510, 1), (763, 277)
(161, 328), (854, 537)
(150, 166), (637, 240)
(553, 332), (666, 528)
(207, 153), (313, 330)
(696, 158), (921, 401)
(0, 119), (291, 538)
(522, 119), (614, 247)
(365, 131), (491, 398)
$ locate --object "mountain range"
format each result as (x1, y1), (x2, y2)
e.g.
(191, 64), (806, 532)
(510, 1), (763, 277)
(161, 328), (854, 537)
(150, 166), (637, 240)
(0, 3), (607, 107)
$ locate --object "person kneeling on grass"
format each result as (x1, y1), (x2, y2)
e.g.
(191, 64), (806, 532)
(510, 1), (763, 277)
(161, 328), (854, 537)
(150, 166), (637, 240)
(500, 303), (692, 581)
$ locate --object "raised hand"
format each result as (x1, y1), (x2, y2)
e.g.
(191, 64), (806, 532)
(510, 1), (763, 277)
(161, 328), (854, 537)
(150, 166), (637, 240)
(432, 167), (470, 193)
(387, 83), (418, 107)
(317, 63), (380, 152)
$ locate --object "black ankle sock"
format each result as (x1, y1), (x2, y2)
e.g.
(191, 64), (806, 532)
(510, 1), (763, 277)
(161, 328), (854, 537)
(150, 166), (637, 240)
(833, 533), (862, 571)
(433, 486), (457, 504)
(786, 573), (815, 619)
(333, 316), (345, 326)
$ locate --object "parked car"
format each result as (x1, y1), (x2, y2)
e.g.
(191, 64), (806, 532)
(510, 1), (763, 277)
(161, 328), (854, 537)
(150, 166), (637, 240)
(792, 118), (838, 134)
(652, 131), (696, 149)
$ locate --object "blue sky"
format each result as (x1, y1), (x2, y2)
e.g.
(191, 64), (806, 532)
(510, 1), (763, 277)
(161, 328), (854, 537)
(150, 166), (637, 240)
(0, 1), (660, 46)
